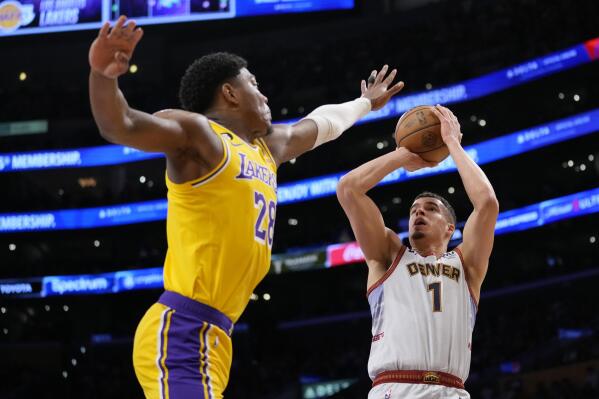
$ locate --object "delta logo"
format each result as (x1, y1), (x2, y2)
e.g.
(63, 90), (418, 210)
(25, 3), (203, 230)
(0, 0), (35, 33)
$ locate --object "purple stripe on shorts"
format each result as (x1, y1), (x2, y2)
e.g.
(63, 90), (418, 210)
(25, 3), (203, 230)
(163, 310), (206, 399)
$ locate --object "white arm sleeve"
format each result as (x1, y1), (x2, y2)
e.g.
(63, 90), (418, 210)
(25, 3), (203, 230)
(302, 97), (372, 149)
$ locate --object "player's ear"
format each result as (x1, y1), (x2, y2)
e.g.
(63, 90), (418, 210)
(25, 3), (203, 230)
(446, 222), (455, 238)
(221, 83), (239, 106)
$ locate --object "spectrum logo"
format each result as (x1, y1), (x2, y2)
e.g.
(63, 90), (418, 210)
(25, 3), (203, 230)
(0, 1), (34, 33)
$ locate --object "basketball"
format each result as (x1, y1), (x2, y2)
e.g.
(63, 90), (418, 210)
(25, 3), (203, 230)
(395, 105), (449, 163)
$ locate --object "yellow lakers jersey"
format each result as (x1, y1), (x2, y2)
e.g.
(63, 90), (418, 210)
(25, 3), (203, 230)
(163, 121), (277, 323)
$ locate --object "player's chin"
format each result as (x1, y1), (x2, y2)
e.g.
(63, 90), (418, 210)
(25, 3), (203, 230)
(411, 231), (426, 240)
(265, 123), (274, 136)
(252, 122), (272, 138)
(262, 121), (273, 136)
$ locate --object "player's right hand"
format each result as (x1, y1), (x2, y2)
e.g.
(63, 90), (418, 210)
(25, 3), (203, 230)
(89, 16), (143, 79)
(396, 147), (438, 172)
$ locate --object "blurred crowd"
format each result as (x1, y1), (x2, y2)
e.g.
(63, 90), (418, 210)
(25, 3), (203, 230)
(1, 0), (598, 398)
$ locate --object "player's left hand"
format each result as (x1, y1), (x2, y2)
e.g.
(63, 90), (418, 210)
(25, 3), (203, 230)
(360, 65), (405, 111)
(432, 105), (463, 146)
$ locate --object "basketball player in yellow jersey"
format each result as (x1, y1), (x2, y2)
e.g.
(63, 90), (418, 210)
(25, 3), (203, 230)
(88, 16), (405, 399)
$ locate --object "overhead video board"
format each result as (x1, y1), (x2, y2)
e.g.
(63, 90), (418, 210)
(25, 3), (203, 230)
(0, 0), (354, 36)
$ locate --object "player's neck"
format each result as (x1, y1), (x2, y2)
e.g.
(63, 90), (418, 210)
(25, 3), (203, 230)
(205, 111), (255, 143)
(410, 240), (447, 259)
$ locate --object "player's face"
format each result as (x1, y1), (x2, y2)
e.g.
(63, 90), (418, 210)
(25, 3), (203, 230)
(409, 197), (453, 241)
(236, 68), (272, 137)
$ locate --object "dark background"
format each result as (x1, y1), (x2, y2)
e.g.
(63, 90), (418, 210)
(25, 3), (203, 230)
(1, 0), (599, 397)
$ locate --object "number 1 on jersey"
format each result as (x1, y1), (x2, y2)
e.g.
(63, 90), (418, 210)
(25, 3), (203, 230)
(427, 282), (442, 312)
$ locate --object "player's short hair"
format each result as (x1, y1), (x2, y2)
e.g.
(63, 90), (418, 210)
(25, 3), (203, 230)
(414, 191), (457, 225)
(179, 52), (248, 114)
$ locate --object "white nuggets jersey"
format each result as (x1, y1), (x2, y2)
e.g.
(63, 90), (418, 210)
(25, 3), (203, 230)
(367, 246), (478, 382)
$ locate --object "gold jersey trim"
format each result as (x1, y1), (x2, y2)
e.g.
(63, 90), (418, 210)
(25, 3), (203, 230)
(190, 134), (231, 188)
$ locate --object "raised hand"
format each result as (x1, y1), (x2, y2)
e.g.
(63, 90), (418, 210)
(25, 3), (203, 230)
(396, 147), (438, 172)
(89, 16), (143, 79)
(360, 65), (405, 111)
(431, 105), (463, 146)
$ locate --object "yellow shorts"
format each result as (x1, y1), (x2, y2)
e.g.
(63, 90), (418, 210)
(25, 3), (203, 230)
(133, 291), (233, 399)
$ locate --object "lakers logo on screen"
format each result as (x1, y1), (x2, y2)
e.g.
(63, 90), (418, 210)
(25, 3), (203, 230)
(0, 0), (34, 33)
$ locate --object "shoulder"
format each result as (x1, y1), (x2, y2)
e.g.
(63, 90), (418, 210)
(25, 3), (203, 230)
(152, 109), (222, 145)
(369, 228), (405, 270)
(262, 120), (318, 166)
(380, 227), (406, 269)
(386, 228), (404, 258)
(155, 110), (223, 167)
(153, 109), (211, 128)
(153, 108), (193, 119)
(365, 235), (407, 297)
(262, 123), (290, 144)
(261, 124), (291, 163)
(453, 244), (466, 265)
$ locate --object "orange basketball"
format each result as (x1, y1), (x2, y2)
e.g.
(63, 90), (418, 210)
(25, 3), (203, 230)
(395, 105), (449, 163)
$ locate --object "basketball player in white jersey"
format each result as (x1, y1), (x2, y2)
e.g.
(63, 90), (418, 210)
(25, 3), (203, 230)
(336, 105), (499, 398)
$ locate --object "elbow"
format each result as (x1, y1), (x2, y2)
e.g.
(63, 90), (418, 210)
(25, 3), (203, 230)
(336, 175), (358, 204)
(97, 127), (130, 145)
(98, 128), (118, 144)
(480, 193), (499, 215)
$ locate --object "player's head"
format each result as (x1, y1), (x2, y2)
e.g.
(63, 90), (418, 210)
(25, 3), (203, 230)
(179, 52), (272, 136)
(409, 191), (456, 245)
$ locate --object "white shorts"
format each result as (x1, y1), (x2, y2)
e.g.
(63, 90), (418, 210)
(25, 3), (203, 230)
(368, 382), (471, 399)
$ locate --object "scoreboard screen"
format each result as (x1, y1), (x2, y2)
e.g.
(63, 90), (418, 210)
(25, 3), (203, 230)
(0, 0), (354, 36)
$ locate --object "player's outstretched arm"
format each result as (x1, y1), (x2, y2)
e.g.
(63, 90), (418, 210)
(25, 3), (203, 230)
(89, 16), (220, 160)
(337, 148), (436, 286)
(264, 65), (405, 166)
(432, 105), (499, 302)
